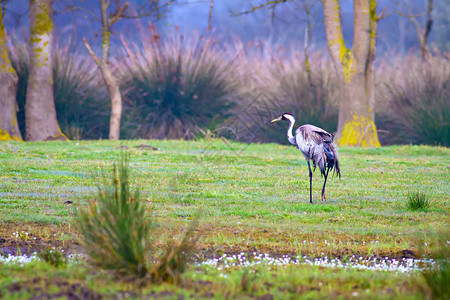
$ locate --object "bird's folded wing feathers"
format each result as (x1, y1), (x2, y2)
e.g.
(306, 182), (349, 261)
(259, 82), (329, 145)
(296, 124), (333, 144)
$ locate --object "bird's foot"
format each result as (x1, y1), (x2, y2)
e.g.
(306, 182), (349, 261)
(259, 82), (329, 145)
(321, 194), (326, 203)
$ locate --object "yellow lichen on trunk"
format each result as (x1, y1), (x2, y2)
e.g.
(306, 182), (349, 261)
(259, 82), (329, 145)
(337, 114), (381, 147)
(30, 1), (53, 67)
(339, 48), (356, 83)
(30, 2), (53, 36)
(0, 8), (14, 74)
(0, 129), (21, 141)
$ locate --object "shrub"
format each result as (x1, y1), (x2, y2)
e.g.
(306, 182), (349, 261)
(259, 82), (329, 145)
(75, 155), (198, 284)
(376, 54), (450, 146)
(39, 248), (67, 268)
(117, 28), (240, 139)
(9, 40), (109, 140)
(423, 259), (450, 300)
(236, 44), (339, 144)
(421, 232), (450, 300)
(405, 191), (431, 211)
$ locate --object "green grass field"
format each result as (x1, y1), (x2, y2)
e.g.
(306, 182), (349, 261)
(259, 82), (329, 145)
(0, 140), (449, 299)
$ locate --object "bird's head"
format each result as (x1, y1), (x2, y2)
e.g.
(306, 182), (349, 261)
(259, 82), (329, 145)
(271, 112), (294, 123)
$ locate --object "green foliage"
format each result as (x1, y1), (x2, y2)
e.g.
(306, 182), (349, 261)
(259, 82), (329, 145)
(423, 259), (450, 299)
(117, 29), (238, 139)
(150, 221), (199, 284)
(421, 233), (450, 300)
(406, 191), (431, 211)
(9, 40), (109, 140)
(377, 55), (450, 146)
(75, 155), (153, 279)
(52, 44), (109, 139)
(74, 154), (198, 284)
(38, 248), (67, 268)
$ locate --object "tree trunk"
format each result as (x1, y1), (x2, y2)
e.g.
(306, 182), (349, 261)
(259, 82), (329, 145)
(409, 0), (434, 61)
(0, 7), (22, 141)
(322, 0), (381, 147)
(101, 64), (122, 140)
(25, 0), (66, 141)
(83, 0), (124, 140)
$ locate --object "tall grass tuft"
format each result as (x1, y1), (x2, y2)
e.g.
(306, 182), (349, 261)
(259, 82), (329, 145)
(405, 191), (431, 211)
(377, 54), (450, 146)
(9, 40), (109, 140)
(150, 220), (199, 284)
(117, 27), (240, 139)
(75, 155), (198, 284)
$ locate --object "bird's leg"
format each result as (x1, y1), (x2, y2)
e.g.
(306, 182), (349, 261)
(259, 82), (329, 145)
(321, 168), (330, 203)
(308, 161), (313, 204)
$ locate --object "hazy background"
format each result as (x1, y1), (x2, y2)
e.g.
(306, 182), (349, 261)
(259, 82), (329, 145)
(3, 0), (449, 56)
(3, 0), (449, 145)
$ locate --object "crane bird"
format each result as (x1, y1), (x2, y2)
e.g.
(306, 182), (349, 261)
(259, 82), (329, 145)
(271, 113), (341, 203)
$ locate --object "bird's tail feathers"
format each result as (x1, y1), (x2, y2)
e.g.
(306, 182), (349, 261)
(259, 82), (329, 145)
(324, 143), (341, 178)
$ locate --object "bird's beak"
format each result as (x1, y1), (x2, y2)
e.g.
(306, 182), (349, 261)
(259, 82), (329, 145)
(271, 116), (282, 123)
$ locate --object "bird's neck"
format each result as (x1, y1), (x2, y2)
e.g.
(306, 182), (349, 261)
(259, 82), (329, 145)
(286, 116), (297, 145)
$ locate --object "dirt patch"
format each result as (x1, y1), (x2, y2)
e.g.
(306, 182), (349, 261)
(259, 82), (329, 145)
(0, 222), (418, 261)
(6, 278), (102, 299)
(0, 223), (83, 257)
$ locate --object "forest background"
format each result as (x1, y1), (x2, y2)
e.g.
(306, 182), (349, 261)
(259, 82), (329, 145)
(0, 0), (448, 146)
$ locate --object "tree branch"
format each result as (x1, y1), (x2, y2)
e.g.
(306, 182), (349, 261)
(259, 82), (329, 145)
(423, 0), (434, 44)
(109, 2), (129, 26)
(120, 0), (210, 19)
(83, 38), (102, 67)
(378, 10), (426, 20)
(231, 0), (287, 17)
(207, 0), (213, 31)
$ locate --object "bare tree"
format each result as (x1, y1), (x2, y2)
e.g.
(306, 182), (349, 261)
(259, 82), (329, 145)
(26, 0), (66, 141)
(321, 0), (382, 147)
(406, 0), (434, 60)
(82, 0), (176, 140)
(235, 0), (382, 146)
(0, 1), (22, 141)
(83, 0), (130, 140)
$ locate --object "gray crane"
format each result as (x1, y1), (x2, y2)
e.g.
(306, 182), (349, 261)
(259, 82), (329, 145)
(271, 113), (341, 203)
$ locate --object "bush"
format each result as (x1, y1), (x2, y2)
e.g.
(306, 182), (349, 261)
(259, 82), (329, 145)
(75, 155), (198, 284)
(405, 191), (431, 211)
(9, 40), (109, 140)
(376, 54), (450, 146)
(421, 232), (450, 300)
(117, 28), (239, 139)
(236, 44), (339, 144)
(423, 259), (450, 300)
(39, 248), (67, 268)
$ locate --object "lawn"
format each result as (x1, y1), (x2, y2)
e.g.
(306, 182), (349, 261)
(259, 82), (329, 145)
(0, 140), (448, 299)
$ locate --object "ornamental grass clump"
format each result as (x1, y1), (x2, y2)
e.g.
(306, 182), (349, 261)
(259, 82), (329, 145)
(405, 191), (431, 211)
(9, 40), (109, 140)
(117, 27), (239, 139)
(376, 54), (449, 146)
(75, 155), (198, 284)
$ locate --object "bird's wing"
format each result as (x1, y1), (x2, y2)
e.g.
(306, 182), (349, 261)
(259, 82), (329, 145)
(297, 124), (333, 144)
(303, 124), (333, 143)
